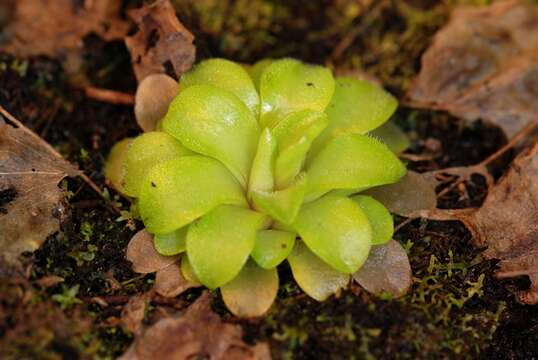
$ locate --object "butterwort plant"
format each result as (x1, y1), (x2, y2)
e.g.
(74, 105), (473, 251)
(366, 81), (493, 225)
(106, 58), (407, 317)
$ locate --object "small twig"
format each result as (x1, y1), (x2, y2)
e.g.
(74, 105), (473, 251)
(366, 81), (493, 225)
(84, 86), (135, 105)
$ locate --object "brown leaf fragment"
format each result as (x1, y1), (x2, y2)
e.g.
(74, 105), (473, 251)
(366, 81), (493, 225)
(122, 292), (152, 334)
(126, 230), (178, 274)
(0, 0), (129, 74)
(408, 0), (538, 136)
(125, 0), (196, 82)
(154, 263), (200, 298)
(120, 292), (271, 360)
(460, 143), (538, 304)
(353, 240), (412, 298)
(0, 108), (79, 265)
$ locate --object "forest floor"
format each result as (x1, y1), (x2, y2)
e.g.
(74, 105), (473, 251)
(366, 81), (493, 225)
(0, 0), (537, 359)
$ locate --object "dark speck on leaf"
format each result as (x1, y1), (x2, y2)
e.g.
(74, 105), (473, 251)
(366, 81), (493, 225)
(306, 82), (314, 87)
(281, 244), (287, 249)
(151, 182), (157, 188)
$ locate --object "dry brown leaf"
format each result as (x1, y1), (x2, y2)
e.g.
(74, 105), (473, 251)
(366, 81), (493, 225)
(408, 0), (538, 136)
(353, 240), (412, 298)
(125, 0), (195, 82)
(120, 292), (271, 360)
(0, 0), (129, 74)
(458, 143), (538, 304)
(0, 108), (79, 264)
(154, 263), (200, 298)
(126, 230), (178, 274)
(121, 292), (152, 334)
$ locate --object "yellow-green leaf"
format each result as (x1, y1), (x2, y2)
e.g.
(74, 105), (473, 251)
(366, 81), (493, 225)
(248, 128), (277, 197)
(221, 260), (278, 317)
(186, 205), (267, 289)
(104, 137), (132, 193)
(154, 226), (188, 256)
(369, 120), (410, 154)
(259, 59), (334, 128)
(138, 156), (247, 234)
(248, 58), (273, 91)
(251, 230), (296, 269)
(351, 195), (393, 245)
(306, 134), (406, 201)
(123, 132), (192, 197)
(288, 241), (349, 301)
(181, 58), (260, 116)
(293, 195), (372, 273)
(162, 84), (259, 187)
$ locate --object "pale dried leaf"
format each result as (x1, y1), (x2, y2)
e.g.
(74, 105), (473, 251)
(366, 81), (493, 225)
(408, 0), (538, 136)
(0, 111), (79, 264)
(459, 143), (538, 304)
(126, 230), (178, 274)
(353, 240), (412, 298)
(125, 0), (196, 82)
(135, 73), (179, 132)
(154, 263), (200, 298)
(364, 171), (437, 217)
(120, 292), (271, 360)
(0, 0), (129, 74)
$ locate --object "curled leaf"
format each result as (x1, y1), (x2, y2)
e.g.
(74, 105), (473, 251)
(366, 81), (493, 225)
(364, 171), (437, 217)
(162, 84), (259, 186)
(138, 156), (247, 234)
(126, 230), (178, 274)
(221, 260), (279, 317)
(135, 74), (179, 132)
(186, 205), (267, 289)
(288, 241), (349, 301)
(293, 195), (372, 274)
(352, 240), (412, 298)
(251, 229), (296, 269)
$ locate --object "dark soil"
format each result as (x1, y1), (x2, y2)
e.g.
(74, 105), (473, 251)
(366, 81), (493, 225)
(0, 1), (537, 359)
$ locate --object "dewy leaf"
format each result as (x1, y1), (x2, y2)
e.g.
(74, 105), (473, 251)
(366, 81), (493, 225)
(154, 263), (200, 298)
(272, 110), (328, 188)
(162, 84), (260, 187)
(288, 241), (349, 301)
(252, 173), (307, 225)
(259, 58), (335, 128)
(125, 0), (195, 81)
(351, 195), (393, 245)
(120, 292), (270, 360)
(306, 134), (406, 201)
(135, 74), (179, 132)
(123, 132), (192, 197)
(138, 156), (247, 234)
(0, 112), (79, 264)
(352, 240), (412, 298)
(186, 205), (267, 289)
(293, 195), (372, 274)
(221, 260), (279, 317)
(126, 230), (178, 274)
(104, 138), (132, 193)
(309, 77), (397, 158)
(364, 171), (437, 217)
(248, 128), (277, 196)
(181, 58), (260, 116)
(251, 229), (296, 269)
(154, 227), (188, 256)
(369, 120), (410, 154)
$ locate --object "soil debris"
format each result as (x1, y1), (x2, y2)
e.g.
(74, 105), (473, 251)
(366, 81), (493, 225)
(408, 0), (538, 136)
(125, 0), (195, 82)
(0, 107), (79, 265)
(120, 292), (271, 360)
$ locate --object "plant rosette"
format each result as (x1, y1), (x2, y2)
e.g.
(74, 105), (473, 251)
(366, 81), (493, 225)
(106, 58), (413, 317)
